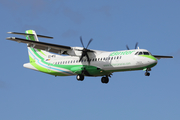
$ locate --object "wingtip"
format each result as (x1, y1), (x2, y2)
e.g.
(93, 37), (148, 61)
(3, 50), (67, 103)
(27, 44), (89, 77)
(7, 32), (12, 34)
(6, 37), (15, 40)
(6, 37), (11, 40)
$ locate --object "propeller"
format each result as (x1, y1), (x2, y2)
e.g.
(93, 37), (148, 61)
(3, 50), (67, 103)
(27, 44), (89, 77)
(126, 42), (138, 50)
(79, 36), (94, 65)
(126, 45), (130, 50)
(135, 42), (138, 49)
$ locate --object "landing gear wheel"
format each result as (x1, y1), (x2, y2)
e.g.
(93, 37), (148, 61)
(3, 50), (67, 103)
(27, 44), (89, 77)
(76, 74), (84, 81)
(145, 72), (150, 76)
(101, 77), (109, 84)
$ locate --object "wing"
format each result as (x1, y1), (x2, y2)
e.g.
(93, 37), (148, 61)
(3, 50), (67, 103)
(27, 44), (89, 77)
(6, 37), (77, 56)
(153, 55), (173, 60)
(7, 30), (108, 57)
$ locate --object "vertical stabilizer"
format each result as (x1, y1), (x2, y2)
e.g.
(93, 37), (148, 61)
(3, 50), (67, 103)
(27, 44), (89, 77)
(25, 30), (47, 63)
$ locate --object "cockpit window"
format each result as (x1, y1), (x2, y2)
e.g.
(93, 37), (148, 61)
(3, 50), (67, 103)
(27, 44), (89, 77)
(136, 51), (151, 55)
(143, 52), (149, 55)
(138, 52), (143, 55)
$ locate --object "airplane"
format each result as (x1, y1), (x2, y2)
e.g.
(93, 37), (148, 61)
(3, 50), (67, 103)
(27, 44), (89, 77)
(6, 30), (173, 84)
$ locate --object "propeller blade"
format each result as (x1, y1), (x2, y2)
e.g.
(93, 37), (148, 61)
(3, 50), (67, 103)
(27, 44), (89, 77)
(86, 38), (93, 49)
(79, 36), (93, 65)
(135, 42), (138, 49)
(85, 53), (91, 65)
(126, 45), (130, 50)
(80, 36), (85, 48)
(79, 52), (85, 62)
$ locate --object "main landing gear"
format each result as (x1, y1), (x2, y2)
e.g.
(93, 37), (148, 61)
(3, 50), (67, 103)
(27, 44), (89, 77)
(101, 76), (109, 84)
(76, 74), (110, 84)
(145, 68), (151, 76)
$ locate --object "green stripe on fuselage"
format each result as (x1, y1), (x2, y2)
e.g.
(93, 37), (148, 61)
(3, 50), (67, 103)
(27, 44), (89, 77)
(139, 55), (157, 61)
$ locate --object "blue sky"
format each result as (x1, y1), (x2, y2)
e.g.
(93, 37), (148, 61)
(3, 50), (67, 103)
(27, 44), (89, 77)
(1, 0), (180, 120)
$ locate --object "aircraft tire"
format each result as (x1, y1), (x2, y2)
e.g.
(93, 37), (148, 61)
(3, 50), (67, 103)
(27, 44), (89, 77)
(76, 74), (84, 81)
(145, 72), (150, 76)
(101, 77), (109, 84)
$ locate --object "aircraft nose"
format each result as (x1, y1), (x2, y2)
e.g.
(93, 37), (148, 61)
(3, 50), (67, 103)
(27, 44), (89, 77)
(139, 55), (158, 65)
(148, 55), (158, 65)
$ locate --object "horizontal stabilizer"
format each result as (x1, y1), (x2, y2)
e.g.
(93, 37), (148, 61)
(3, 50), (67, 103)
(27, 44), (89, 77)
(7, 32), (53, 39)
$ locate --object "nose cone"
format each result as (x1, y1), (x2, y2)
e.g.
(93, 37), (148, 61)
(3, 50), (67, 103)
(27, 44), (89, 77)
(139, 55), (158, 67)
(149, 55), (157, 64)
(145, 55), (158, 67)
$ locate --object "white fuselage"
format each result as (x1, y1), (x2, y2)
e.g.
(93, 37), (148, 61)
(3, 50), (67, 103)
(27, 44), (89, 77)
(45, 49), (157, 73)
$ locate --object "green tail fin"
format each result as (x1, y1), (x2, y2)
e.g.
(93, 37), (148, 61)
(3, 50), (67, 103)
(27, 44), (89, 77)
(25, 30), (47, 63)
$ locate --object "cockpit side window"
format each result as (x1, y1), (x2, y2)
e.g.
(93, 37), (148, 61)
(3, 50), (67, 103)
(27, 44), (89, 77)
(135, 52), (139, 55)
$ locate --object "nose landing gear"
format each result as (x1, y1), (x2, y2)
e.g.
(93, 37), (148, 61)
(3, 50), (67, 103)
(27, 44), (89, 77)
(145, 68), (151, 76)
(145, 72), (150, 76)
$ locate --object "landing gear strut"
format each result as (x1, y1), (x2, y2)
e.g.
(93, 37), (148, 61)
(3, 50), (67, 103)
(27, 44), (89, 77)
(101, 76), (109, 84)
(76, 74), (84, 81)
